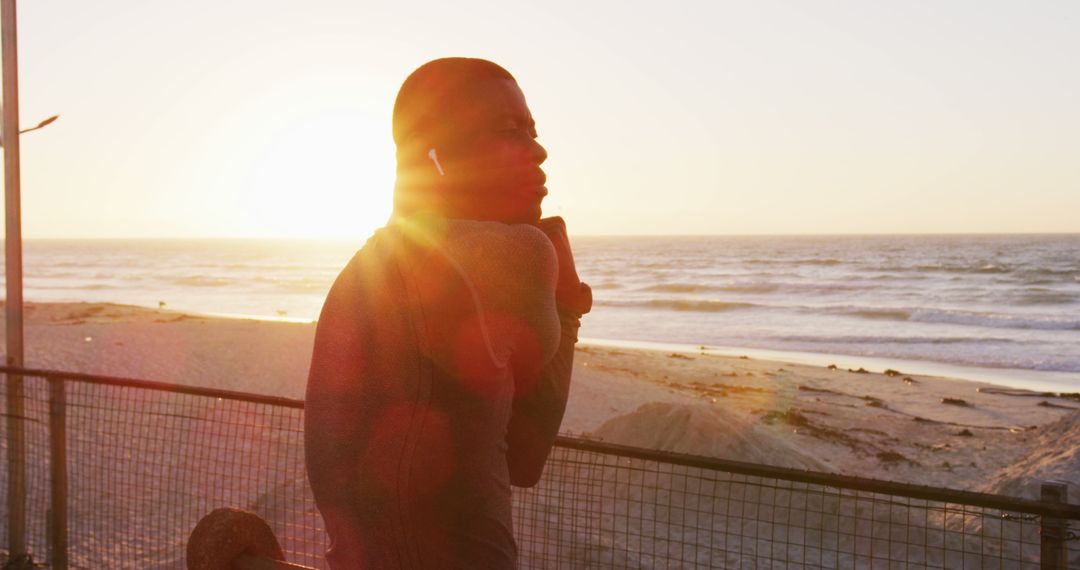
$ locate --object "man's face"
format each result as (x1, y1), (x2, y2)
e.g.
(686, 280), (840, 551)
(438, 78), (549, 224)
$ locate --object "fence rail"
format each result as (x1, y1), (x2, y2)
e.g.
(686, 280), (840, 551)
(2, 365), (1079, 569)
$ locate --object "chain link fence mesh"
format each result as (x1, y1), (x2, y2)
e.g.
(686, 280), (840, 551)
(2, 369), (1078, 569)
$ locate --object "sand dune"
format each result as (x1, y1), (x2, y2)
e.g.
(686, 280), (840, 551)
(981, 410), (1080, 500)
(593, 402), (827, 471)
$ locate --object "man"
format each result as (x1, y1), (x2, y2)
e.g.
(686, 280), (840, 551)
(304, 58), (591, 569)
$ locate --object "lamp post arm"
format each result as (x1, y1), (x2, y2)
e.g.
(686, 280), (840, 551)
(0, 113), (59, 145)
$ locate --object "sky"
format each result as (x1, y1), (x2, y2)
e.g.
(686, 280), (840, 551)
(4, 0), (1079, 238)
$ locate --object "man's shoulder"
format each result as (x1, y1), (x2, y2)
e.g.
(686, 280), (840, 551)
(446, 220), (554, 262)
(334, 228), (404, 284)
(375, 218), (557, 290)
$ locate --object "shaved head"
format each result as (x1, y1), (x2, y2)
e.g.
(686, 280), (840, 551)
(392, 57), (516, 149)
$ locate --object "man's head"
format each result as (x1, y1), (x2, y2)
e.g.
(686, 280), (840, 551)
(392, 58), (548, 224)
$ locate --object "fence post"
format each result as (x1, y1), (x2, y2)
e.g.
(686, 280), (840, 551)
(4, 372), (27, 563)
(1040, 481), (1067, 570)
(48, 377), (68, 570)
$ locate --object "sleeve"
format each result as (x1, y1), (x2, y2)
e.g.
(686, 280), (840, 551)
(498, 224), (586, 488)
(506, 309), (581, 488)
(303, 251), (370, 562)
(448, 221), (569, 488)
(305, 251), (366, 468)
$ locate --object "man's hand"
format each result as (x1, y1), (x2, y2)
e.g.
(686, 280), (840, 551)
(536, 216), (591, 316)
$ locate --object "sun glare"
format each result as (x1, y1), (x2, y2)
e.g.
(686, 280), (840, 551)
(240, 110), (395, 240)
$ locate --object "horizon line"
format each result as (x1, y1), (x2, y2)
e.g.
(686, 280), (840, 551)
(6, 231), (1079, 241)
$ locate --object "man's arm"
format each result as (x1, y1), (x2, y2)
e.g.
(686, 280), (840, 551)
(306, 257), (363, 472)
(505, 310), (581, 487)
(303, 251), (373, 563)
(505, 217), (591, 487)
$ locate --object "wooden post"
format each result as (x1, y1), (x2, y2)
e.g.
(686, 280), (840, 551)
(48, 377), (67, 569)
(1, 0), (27, 560)
(1040, 481), (1067, 570)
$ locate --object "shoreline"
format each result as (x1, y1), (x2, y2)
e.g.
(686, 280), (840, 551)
(12, 298), (1077, 395)
(580, 337), (1080, 395)
(2, 301), (1078, 498)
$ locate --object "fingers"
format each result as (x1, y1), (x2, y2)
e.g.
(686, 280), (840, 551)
(537, 217), (568, 242)
(536, 216), (566, 237)
(535, 219), (580, 297)
(534, 218), (589, 315)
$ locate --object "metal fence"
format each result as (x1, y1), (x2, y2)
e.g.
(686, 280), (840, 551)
(2, 366), (1079, 569)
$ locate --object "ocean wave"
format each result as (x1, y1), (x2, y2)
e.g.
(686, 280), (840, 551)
(868, 273), (929, 281)
(835, 306), (1080, 331)
(911, 310), (1080, 331)
(640, 283), (722, 294)
(721, 283), (782, 294)
(173, 275), (233, 287)
(744, 258), (844, 267)
(211, 262), (325, 271)
(1012, 291), (1078, 305)
(1022, 267), (1079, 277)
(251, 276), (330, 292)
(869, 263), (1014, 275)
(802, 283), (874, 294)
(647, 299), (758, 312)
(31, 283), (119, 291)
(776, 334), (1018, 345)
(923, 263), (1010, 274)
(844, 308), (911, 320)
(1022, 279), (1060, 286)
(48, 261), (104, 269)
(30, 271), (81, 279)
(867, 264), (1077, 281)
(595, 299), (757, 313)
(639, 282), (796, 294)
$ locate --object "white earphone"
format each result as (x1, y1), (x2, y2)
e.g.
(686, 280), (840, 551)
(427, 148), (446, 176)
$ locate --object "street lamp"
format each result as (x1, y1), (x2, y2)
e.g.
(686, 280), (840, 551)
(0, 113), (58, 145)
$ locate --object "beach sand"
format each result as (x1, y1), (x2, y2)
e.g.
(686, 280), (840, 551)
(5, 301), (1079, 500)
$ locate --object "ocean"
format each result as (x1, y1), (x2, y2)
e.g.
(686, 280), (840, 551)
(7, 233), (1080, 391)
